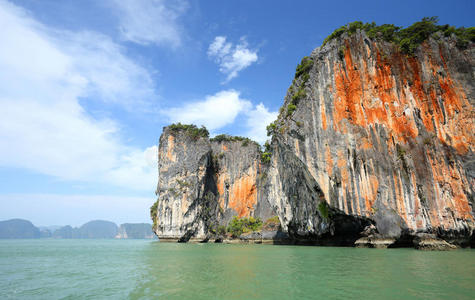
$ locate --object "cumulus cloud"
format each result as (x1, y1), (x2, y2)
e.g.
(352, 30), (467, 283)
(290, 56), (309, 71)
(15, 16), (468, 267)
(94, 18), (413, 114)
(107, 146), (158, 190)
(0, 0), (157, 191)
(111, 0), (187, 47)
(245, 104), (278, 144)
(164, 90), (277, 144)
(164, 90), (252, 131)
(208, 36), (258, 82)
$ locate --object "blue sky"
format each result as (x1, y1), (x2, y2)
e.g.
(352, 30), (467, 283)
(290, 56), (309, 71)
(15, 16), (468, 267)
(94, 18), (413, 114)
(0, 0), (473, 226)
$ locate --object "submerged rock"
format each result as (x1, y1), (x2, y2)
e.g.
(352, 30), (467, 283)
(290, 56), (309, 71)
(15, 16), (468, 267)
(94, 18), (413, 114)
(355, 237), (397, 249)
(413, 233), (457, 251)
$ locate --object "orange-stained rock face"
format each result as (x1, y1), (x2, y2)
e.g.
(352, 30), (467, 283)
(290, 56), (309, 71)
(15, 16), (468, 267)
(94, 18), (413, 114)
(166, 135), (176, 162)
(332, 42), (473, 152)
(320, 94), (328, 130)
(220, 173), (257, 217)
(280, 31), (474, 237)
(212, 141), (262, 220)
(334, 44), (419, 143)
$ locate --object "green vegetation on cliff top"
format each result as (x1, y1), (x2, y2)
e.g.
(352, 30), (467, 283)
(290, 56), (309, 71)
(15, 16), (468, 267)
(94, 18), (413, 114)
(322, 17), (475, 54)
(210, 134), (259, 147)
(167, 125), (261, 147)
(168, 123), (209, 139)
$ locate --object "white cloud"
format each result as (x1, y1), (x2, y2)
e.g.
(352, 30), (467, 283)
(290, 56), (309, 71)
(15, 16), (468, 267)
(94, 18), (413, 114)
(164, 89), (277, 144)
(208, 36), (258, 82)
(0, 1), (156, 111)
(0, 0), (157, 191)
(111, 0), (187, 47)
(61, 31), (156, 110)
(208, 36), (231, 57)
(164, 90), (252, 131)
(245, 103), (278, 144)
(107, 146), (158, 190)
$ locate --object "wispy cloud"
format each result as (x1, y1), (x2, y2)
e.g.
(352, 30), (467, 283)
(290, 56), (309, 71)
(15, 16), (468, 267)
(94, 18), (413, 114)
(110, 0), (188, 47)
(208, 36), (258, 82)
(0, 0), (157, 191)
(61, 31), (157, 110)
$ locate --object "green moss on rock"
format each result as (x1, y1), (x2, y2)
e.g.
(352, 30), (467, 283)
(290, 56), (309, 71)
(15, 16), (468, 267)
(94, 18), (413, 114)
(318, 202), (329, 219)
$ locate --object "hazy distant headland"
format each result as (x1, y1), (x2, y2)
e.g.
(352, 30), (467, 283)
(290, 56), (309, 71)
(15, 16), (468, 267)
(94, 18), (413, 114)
(0, 219), (156, 239)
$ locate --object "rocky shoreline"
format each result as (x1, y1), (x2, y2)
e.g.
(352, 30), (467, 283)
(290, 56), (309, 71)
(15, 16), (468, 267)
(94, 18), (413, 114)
(158, 228), (472, 250)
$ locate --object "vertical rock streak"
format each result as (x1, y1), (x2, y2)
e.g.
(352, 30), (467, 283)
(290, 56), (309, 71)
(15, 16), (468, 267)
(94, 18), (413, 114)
(153, 31), (474, 246)
(154, 130), (271, 241)
(282, 32), (473, 238)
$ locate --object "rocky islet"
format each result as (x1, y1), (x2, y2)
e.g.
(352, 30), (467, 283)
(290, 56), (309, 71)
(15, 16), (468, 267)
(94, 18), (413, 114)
(151, 20), (474, 249)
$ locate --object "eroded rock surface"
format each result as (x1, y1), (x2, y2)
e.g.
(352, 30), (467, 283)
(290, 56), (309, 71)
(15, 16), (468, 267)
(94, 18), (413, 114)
(271, 30), (474, 247)
(152, 29), (474, 248)
(153, 129), (275, 242)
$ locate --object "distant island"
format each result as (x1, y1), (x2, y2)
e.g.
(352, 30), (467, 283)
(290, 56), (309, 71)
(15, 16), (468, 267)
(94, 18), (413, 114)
(0, 219), (40, 239)
(0, 219), (156, 239)
(116, 223), (156, 239)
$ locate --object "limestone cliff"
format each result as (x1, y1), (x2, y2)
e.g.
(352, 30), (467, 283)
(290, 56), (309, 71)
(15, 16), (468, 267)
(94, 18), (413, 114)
(271, 26), (474, 247)
(151, 127), (274, 242)
(152, 21), (474, 248)
(210, 137), (274, 224)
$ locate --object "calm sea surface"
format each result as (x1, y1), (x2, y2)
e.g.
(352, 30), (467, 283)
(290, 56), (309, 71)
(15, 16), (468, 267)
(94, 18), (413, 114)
(0, 239), (474, 299)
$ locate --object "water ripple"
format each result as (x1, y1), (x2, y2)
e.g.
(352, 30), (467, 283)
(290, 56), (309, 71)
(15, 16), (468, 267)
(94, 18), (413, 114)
(1, 240), (474, 299)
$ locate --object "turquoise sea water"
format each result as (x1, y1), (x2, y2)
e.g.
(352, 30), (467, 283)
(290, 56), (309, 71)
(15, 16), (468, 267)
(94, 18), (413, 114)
(0, 240), (474, 299)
